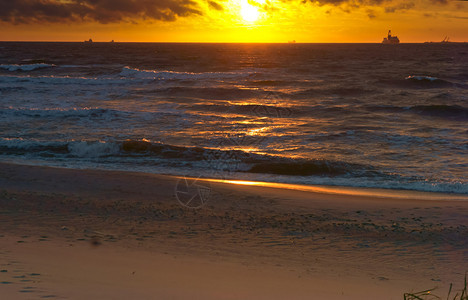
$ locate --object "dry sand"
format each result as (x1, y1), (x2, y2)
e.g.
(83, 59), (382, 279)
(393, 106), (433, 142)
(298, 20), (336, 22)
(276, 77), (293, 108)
(0, 162), (467, 299)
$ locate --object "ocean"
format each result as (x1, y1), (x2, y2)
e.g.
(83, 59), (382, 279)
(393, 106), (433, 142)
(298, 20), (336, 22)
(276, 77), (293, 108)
(0, 42), (467, 194)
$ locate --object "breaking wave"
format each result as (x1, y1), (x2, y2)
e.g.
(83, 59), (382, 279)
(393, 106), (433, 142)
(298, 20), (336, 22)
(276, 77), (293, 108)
(377, 75), (461, 89)
(0, 74), (126, 85)
(119, 66), (249, 80)
(0, 63), (55, 71)
(0, 138), (366, 175)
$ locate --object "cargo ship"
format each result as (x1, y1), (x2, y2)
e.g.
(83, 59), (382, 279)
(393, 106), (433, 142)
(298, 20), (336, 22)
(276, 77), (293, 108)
(382, 30), (400, 44)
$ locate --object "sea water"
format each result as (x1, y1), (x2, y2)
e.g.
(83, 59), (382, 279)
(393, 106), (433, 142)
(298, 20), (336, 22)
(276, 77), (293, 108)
(0, 42), (467, 194)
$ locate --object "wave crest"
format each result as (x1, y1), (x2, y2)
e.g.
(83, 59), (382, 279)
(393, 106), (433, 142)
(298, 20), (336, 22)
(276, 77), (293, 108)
(0, 63), (55, 71)
(119, 66), (245, 80)
(404, 75), (454, 88)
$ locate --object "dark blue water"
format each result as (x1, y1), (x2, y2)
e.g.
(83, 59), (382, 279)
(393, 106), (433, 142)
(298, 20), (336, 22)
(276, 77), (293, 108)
(0, 42), (467, 193)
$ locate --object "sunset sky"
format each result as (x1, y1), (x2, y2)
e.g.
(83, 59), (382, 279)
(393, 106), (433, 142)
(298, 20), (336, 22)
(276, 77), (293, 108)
(1, 0), (467, 43)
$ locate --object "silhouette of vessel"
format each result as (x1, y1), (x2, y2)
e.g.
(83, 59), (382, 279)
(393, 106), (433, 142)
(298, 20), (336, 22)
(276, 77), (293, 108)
(382, 30), (400, 44)
(84, 38), (93, 43)
(425, 36), (454, 44)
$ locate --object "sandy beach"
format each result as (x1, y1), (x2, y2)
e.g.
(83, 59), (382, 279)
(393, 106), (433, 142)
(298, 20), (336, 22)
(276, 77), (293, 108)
(1, 162), (467, 299)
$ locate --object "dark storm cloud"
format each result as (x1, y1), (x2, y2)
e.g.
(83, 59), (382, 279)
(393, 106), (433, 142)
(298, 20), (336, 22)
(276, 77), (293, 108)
(208, 0), (224, 10)
(385, 2), (415, 13)
(260, 0), (281, 13)
(430, 0), (468, 3)
(300, 0), (388, 5)
(299, 0), (461, 6)
(366, 8), (376, 18)
(295, 0), (390, 14)
(0, 0), (203, 24)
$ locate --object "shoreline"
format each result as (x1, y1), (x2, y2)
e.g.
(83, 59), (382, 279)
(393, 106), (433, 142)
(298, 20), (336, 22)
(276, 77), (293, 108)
(203, 178), (468, 201)
(1, 162), (467, 299)
(3, 159), (468, 200)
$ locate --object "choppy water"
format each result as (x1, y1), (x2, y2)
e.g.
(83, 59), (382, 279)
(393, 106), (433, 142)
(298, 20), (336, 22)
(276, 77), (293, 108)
(1, 42), (467, 194)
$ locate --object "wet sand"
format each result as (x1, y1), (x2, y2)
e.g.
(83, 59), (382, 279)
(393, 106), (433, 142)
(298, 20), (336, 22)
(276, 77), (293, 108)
(0, 162), (467, 299)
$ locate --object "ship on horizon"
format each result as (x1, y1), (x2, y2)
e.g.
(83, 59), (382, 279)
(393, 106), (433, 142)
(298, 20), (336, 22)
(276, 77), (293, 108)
(425, 36), (452, 44)
(382, 30), (400, 44)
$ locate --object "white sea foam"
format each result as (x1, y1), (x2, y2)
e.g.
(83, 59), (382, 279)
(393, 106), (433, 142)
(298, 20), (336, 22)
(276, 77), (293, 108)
(68, 141), (120, 158)
(0, 74), (126, 85)
(0, 63), (55, 71)
(405, 75), (439, 81)
(0, 107), (126, 120)
(119, 66), (245, 80)
(0, 137), (65, 150)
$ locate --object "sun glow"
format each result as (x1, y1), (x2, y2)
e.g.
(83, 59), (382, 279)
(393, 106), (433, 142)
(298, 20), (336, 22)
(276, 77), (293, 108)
(240, 0), (261, 23)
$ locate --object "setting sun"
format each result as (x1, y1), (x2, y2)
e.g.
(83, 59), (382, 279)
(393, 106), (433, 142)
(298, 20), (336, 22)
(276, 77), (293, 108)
(240, 0), (261, 23)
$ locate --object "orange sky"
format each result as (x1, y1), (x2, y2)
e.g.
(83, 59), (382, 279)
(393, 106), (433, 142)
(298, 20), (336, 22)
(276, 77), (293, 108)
(1, 0), (467, 43)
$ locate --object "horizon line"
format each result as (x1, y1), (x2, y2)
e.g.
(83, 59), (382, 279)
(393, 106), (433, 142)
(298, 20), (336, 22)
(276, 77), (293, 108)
(1, 40), (467, 44)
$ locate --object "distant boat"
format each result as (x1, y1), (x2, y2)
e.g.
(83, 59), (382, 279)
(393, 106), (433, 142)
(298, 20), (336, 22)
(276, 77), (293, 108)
(441, 36), (450, 43)
(288, 40), (296, 44)
(382, 30), (400, 44)
(110, 40), (115, 43)
(425, 36), (452, 44)
(84, 38), (93, 43)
